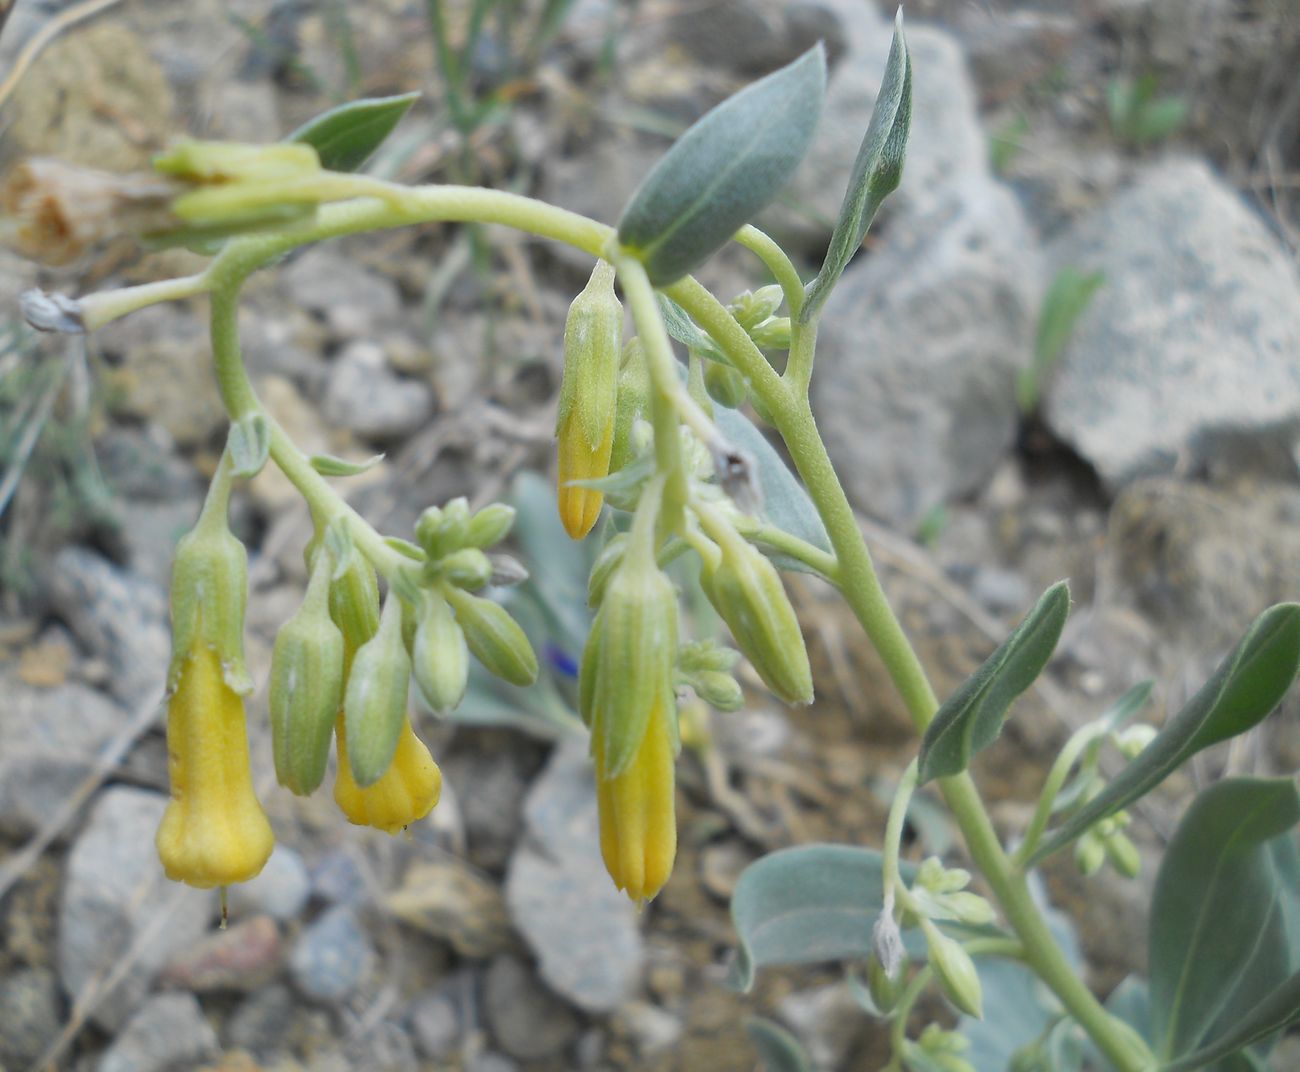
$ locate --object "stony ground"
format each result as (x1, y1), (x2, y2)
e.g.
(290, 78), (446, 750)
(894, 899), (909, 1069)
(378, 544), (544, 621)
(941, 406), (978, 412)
(0, 1), (1298, 1070)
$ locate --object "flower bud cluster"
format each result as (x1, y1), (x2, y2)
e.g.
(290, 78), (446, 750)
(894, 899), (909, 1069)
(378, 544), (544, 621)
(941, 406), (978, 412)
(1075, 809), (1140, 879)
(908, 857), (996, 928)
(728, 285), (790, 351)
(905, 1025), (977, 1072)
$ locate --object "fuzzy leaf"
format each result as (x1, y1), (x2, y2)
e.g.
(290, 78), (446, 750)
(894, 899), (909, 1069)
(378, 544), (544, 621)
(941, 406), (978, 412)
(289, 92), (420, 172)
(310, 452), (385, 477)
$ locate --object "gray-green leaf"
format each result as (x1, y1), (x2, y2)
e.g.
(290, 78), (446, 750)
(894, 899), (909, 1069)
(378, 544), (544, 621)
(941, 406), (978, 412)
(617, 47), (826, 286)
(227, 413), (271, 478)
(917, 582), (1070, 784)
(288, 92), (420, 172)
(1149, 777), (1300, 1064)
(746, 1017), (812, 1072)
(1028, 603), (1300, 864)
(310, 452), (385, 477)
(801, 9), (911, 322)
(657, 294), (729, 364)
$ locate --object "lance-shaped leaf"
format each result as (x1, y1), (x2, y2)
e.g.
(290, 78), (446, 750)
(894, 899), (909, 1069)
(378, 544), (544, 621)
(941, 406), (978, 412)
(1148, 778), (1300, 1065)
(656, 294), (729, 364)
(289, 92), (420, 172)
(917, 582), (1071, 784)
(617, 47), (826, 286)
(1028, 602), (1300, 864)
(800, 9), (911, 322)
(227, 412), (271, 478)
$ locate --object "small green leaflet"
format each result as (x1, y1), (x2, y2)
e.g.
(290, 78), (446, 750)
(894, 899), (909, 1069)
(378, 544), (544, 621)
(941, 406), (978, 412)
(227, 412), (271, 478)
(1148, 778), (1300, 1065)
(917, 582), (1070, 784)
(656, 294), (729, 364)
(801, 9), (912, 322)
(310, 452), (385, 477)
(1028, 602), (1300, 865)
(288, 92), (420, 172)
(617, 47), (826, 286)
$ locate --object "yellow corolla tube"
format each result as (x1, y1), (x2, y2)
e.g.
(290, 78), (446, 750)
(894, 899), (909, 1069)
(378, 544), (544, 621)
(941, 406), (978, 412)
(594, 700), (677, 903)
(156, 641), (275, 888)
(333, 713), (442, 835)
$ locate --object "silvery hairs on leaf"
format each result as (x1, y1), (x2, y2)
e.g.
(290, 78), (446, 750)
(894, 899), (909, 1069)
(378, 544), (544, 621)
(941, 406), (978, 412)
(714, 441), (763, 516)
(872, 892), (906, 979)
(21, 290), (85, 334)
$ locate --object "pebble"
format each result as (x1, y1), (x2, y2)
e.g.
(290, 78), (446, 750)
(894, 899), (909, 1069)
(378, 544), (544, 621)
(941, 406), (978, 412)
(409, 989), (462, 1060)
(96, 992), (218, 1072)
(161, 915), (283, 992)
(615, 1000), (682, 1058)
(57, 788), (210, 1030)
(465, 1054), (520, 1072)
(384, 859), (514, 958)
(281, 246), (404, 340)
(505, 739), (644, 1014)
(322, 340), (437, 443)
(225, 983), (297, 1057)
(0, 967), (62, 1067)
(484, 955), (581, 1060)
(226, 845), (312, 921)
(342, 1022), (419, 1072)
(288, 905), (374, 1003)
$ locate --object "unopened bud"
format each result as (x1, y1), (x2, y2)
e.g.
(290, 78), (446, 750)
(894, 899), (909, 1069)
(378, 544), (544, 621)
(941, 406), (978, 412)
(464, 503), (516, 548)
(699, 530), (812, 706)
(415, 498), (471, 560)
(1114, 723), (1158, 760)
(728, 285), (783, 330)
(678, 640), (740, 675)
(749, 316), (792, 350)
(704, 361), (748, 409)
(269, 556), (345, 795)
(335, 714), (441, 833)
(608, 338), (651, 477)
(412, 593), (469, 714)
(436, 547), (493, 590)
(923, 920), (983, 1019)
(343, 594), (412, 787)
(1075, 830), (1106, 876)
(866, 953), (906, 1015)
(444, 586), (538, 687)
(556, 261), (622, 538)
(1105, 832), (1141, 878)
(690, 670), (744, 711)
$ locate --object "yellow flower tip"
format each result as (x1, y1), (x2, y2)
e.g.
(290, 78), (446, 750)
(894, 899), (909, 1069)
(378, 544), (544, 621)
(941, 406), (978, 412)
(595, 703), (677, 903)
(155, 644), (274, 889)
(557, 412), (614, 540)
(334, 714), (441, 835)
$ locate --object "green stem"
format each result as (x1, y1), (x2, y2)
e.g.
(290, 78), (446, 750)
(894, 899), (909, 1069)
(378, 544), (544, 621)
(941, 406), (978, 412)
(882, 759), (919, 899)
(78, 273), (208, 332)
(1014, 723), (1106, 869)
(734, 225), (804, 319)
(731, 518), (838, 582)
(784, 317), (818, 396)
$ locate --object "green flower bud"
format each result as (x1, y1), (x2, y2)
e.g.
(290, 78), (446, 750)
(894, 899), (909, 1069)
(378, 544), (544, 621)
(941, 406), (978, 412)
(579, 615), (602, 729)
(464, 503), (516, 549)
(444, 586), (538, 687)
(435, 547), (493, 590)
(1075, 830), (1106, 876)
(699, 529), (812, 706)
(415, 498), (471, 560)
(727, 285), (783, 330)
(269, 555), (345, 796)
(588, 555), (679, 777)
(154, 140), (321, 183)
(412, 593), (469, 714)
(588, 534), (629, 608)
(866, 953), (906, 1015)
(169, 460), (251, 696)
(343, 593), (412, 787)
(922, 920), (983, 1019)
(320, 546), (381, 667)
(704, 361), (748, 409)
(1113, 723), (1157, 760)
(690, 670), (744, 712)
(1105, 831), (1141, 879)
(749, 316), (792, 350)
(677, 640), (740, 675)
(608, 339), (651, 476)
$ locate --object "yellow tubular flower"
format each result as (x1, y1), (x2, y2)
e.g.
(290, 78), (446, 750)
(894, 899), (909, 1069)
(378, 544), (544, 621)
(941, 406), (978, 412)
(557, 411), (615, 539)
(333, 713), (441, 834)
(156, 642), (274, 888)
(594, 699), (677, 903)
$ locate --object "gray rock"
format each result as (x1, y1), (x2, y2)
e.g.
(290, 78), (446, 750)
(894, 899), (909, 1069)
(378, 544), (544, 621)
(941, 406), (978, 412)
(95, 425), (200, 503)
(225, 983), (296, 1056)
(505, 739), (644, 1013)
(0, 677), (125, 838)
(409, 990), (462, 1060)
(322, 340), (437, 443)
(970, 566), (1034, 617)
(342, 1022), (419, 1072)
(289, 905), (374, 1003)
(96, 992), (218, 1072)
(310, 849), (367, 905)
(44, 548), (169, 707)
(58, 788), (211, 1030)
(614, 1000), (682, 1058)
(1043, 159), (1300, 487)
(466, 1054), (520, 1072)
(226, 845), (311, 922)
(656, 0), (847, 75)
(442, 748), (532, 869)
(484, 955), (581, 1060)
(812, 176), (1041, 525)
(282, 246), (404, 340)
(0, 968), (62, 1066)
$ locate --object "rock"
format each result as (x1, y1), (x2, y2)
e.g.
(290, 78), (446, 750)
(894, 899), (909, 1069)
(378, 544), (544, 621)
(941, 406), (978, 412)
(225, 983), (296, 1057)
(288, 905), (374, 1003)
(322, 340), (437, 443)
(110, 496), (205, 589)
(44, 548), (169, 707)
(342, 1022), (419, 1072)
(441, 747), (533, 869)
(226, 845), (312, 922)
(282, 247), (404, 340)
(95, 425), (201, 503)
(1043, 160), (1300, 488)
(409, 989), (463, 1060)
(777, 982), (867, 1071)
(0, 676), (125, 837)
(614, 1000), (682, 1058)
(385, 859), (514, 959)
(310, 850), (367, 906)
(96, 992), (218, 1072)
(466, 1054), (519, 1072)
(656, 0), (846, 75)
(959, 10), (1082, 104)
(484, 955), (581, 1060)
(99, 304), (228, 450)
(57, 788), (211, 1030)
(969, 565), (1034, 618)
(162, 915), (282, 991)
(505, 739), (644, 1013)
(0, 967), (62, 1067)
(812, 176), (1041, 525)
